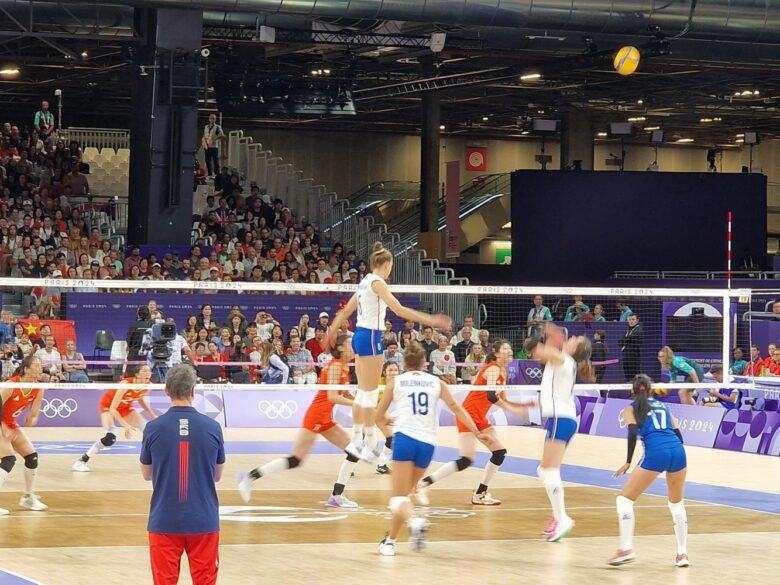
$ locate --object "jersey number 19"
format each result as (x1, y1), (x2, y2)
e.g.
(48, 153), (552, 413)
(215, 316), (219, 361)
(410, 392), (429, 416)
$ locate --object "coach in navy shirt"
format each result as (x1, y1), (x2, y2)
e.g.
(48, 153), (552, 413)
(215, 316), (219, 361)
(141, 364), (225, 585)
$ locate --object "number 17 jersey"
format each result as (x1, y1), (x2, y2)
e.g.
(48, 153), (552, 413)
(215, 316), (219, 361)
(636, 398), (680, 450)
(393, 370), (442, 445)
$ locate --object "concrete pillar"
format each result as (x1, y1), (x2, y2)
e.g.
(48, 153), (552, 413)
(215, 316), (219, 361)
(419, 88), (441, 234)
(561, 109), (594, 171)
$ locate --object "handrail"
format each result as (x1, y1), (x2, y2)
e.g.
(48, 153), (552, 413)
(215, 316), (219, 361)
(613, 270), (773, 280)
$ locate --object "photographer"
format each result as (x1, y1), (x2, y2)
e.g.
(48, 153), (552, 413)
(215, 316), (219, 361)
(126, 306), (153, 377)
(140, 318), (193, 383)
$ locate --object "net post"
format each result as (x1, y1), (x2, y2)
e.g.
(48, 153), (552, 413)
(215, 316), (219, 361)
(722, 291), (731, 383)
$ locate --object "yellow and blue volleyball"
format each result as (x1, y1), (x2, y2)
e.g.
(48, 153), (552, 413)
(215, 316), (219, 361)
(614, 46), (640, 76)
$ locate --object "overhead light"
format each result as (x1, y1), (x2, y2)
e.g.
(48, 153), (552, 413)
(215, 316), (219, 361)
(0, 67), (20, 75)
(736, 138), (745, 144)
(322, 69), (331, 75)
(311, 70), (319, 75)
(80, 50), (89, 58)
(521, 131), (529, 135)
(439, 125), (446, 130)
(637, 99), (644, 105)
(700, 118), (713, 123)
(627, 116), (646, 122)
(520, 73), (542, 81)
(754, 90), (760, 96)
(597, 132), (608, 138)
(676, 138), (694, 143)
(644, 126), (660, 131)
(482, 116), (489, 121)
(736, 133), (745, 138)
(713, 117), (722, 122)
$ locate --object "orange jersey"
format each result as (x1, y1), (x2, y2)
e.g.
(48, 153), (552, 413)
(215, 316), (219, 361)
(461, 362), (506, 414)
(303, 359), (351, 433)
(2, 376), (41, 428)
(99, 378), (150, 415)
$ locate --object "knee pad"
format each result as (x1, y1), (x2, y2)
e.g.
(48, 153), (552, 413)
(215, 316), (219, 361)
(616, 495), (634, 518)
(389, 496), (410, 514)
(385, 436), (393, 450)
(490, 449), (507, 466)
(0, 455), (15, 473)
(355, 389), (379, 408)
(455, 456), (472, 472)
(286, 455), (301, 469)
(100, 432), (117, 447)
(345, 452), (360, 463)
(24, 452), (38, 470)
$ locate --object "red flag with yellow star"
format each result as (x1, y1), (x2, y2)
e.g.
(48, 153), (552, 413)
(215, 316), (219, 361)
(17, 319), (76, 350)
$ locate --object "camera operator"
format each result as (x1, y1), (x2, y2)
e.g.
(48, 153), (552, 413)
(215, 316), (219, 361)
(140, 317), (193, 383)
(127, 306), (153, 377)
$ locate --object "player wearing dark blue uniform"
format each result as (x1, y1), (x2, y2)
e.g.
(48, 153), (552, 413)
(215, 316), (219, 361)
(609, 374), (690, 568)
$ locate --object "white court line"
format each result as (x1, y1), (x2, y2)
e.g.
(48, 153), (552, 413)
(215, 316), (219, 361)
(3, 532), (780, 552)
(0, 503), (716, 520)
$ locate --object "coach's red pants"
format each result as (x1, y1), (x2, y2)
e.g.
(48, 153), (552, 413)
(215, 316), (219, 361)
(149, 531), (220, 585)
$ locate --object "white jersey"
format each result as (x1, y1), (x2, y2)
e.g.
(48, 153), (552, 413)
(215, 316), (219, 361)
(392, 370), (442, 445)
(539, 353), (577, 420)
(356, 273), (387, 330)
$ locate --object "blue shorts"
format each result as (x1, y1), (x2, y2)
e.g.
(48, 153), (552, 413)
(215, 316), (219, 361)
(392, 432), (435, 469)
(640, 444), (687, 473)
(352, 327), (383, 357)
(545, 417), (578, 444)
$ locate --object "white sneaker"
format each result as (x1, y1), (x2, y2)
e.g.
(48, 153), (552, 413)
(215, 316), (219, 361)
(378, 536), (395, 556)
(413, 482), (430, 506)
(608, 549), (636, 566)
(72, 460), (90, 472)
(326, 494), (359, 508)
(472, 491), (502, 505)
(0, 508), (9, 516)
(408, 517), (430, 552)
(19, 495), (48, 511)
(237, 471), (254, 503)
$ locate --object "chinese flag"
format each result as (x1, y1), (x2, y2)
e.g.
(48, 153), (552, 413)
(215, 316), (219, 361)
(465, 147), (487, 171)
(17, 319), (77, 349)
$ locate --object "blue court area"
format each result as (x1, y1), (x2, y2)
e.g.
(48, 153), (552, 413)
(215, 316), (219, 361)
(0, 569), (44, 584)
(33, 440), (780, 516)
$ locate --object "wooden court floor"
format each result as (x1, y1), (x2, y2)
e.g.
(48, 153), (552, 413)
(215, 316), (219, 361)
(0, 428), (777, 585)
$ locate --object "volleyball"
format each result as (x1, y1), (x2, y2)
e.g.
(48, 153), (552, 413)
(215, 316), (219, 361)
(614, 46), (641, 76)
(654, 387), (670, 397)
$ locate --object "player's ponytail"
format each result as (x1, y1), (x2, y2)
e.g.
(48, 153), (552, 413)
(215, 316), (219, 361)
(572, 337), (595, 382)
(403, 340), (426, 371)
(631, 374), (653, 426)
(370, 241), (393, 270)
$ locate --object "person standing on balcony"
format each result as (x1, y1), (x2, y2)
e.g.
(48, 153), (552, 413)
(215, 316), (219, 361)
(202, 114), (225, 178)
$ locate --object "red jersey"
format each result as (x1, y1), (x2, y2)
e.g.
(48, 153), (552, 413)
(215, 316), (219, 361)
(2, 376), (41, 429)
(462, 362), (506, 414)
(99, 378), (150, 416)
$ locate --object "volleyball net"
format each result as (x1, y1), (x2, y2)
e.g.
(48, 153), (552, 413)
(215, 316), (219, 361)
(0, 277), (758, 397)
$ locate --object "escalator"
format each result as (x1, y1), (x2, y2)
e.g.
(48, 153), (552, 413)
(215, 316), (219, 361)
(391, 174), (510, 253)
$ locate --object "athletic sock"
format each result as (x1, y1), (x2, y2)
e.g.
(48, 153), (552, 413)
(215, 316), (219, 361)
(540, 467), (567, 522)
(352, 423), (364, 445)
(424, 461), (459, 485)
(616, 495), (635, 551)
(84, 440), (104, 460)
(24, 467), (37, 496)
(478, 461), (500, 492)
(333, 458), (358, 495)
(364, 425), (377, 448)
(475, 483), (489, 495)
(668, 500), (688, 555)
(249, 457), (291, 480)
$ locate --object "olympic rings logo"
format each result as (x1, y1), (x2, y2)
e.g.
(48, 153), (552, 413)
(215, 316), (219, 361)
(41, 398), (79, 419)
(257, 400), (298, 420)
(524, 367), (543, 379)
(617, 410), (627, 429)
